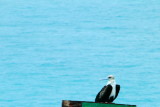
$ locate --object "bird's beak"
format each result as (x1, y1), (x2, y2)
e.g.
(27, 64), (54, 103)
(99, 79), (108, 81)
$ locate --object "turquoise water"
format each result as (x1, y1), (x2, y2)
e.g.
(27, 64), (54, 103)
(0, 0), (160, 107)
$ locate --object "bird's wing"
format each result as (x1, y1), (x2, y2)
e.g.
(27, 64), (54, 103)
(115, 84), (120, 99)
(95, 85), (112, 102)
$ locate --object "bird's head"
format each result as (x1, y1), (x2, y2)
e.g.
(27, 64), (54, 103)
(108, 75), (115, 81)
(107, 75), (116, 85)
(100, 75), (116, 85)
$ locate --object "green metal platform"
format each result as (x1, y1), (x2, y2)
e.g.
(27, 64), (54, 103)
(62, 100), (136, 107)
(82, 102), (136, 107)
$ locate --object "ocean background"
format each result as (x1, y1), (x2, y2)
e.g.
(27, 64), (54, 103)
(0, 0), (160, 107)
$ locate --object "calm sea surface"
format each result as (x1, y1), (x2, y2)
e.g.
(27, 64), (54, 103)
(0, 0), (160, 107)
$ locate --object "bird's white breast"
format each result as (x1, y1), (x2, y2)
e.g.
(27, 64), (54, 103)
(109, 84), (116, 98)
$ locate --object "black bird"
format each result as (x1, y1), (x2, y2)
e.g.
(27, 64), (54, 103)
(95, 75), (120, 103)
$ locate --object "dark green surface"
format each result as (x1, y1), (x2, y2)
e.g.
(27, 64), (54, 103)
(82, 102), (136, 107)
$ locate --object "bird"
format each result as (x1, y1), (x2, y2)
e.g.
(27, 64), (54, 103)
(95, 75), (120, 103)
